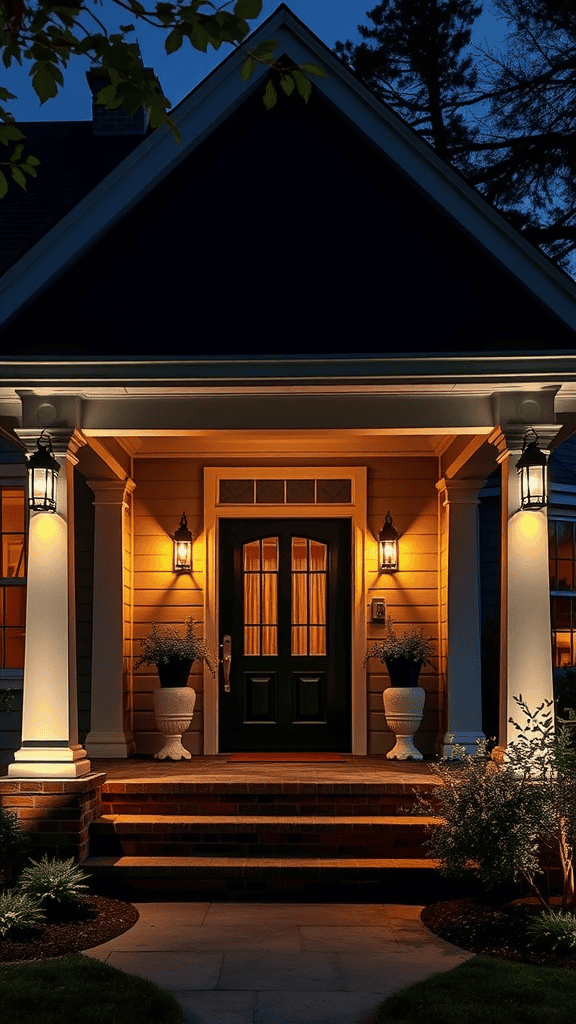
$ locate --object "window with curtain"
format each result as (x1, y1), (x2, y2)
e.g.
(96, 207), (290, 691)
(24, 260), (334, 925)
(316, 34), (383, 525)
(0, 487), (27, 673)
(291, 537), (327, 656)
(549, 518), (576, 667)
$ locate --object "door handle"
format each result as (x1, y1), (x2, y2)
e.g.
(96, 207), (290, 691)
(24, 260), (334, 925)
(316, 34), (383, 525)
(220, 635), (232, 692)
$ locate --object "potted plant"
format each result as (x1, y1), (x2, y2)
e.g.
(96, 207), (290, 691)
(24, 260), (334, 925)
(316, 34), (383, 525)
(364, 618), (436, 760)
(135, 617), (215, 760)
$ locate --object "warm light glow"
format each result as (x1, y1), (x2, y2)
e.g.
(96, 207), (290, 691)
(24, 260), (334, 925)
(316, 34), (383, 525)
(517, 511), (541, 540)
(173, 511), (193, 572)
(33, 512), (61, 545)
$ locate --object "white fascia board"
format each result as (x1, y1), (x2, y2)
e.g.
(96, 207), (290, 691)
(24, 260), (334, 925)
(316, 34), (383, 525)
(1, 4), (576, 340)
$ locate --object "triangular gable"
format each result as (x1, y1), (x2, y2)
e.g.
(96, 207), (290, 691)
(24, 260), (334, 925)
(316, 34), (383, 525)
(1, 2), (576, 342)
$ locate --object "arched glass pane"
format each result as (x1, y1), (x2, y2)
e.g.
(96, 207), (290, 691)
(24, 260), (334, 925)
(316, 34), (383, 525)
(291, 537), (327, 656)
(243, 537), (278, 656)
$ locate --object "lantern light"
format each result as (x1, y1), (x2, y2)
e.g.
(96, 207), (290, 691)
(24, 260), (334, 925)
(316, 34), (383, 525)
(173, 512), (193, 572)
(27, 431), (60, 513)
(379, 511), (399, 572)
(516, 428), (548, 511)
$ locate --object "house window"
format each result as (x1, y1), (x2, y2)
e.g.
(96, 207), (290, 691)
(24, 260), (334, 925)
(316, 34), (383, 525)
(0, 487), (27, 674)
(549, 518), (576, 667)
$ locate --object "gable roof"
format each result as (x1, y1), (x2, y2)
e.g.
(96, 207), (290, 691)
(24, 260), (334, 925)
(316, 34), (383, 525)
(0, 3), (575, 382)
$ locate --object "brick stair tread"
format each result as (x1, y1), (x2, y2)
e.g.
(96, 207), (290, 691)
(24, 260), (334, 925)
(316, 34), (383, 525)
(92, 814), (444, 831)
(83, 855), (442, 873)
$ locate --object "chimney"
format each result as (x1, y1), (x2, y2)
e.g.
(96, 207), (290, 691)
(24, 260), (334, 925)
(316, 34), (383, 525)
(86, 43), (159, 137)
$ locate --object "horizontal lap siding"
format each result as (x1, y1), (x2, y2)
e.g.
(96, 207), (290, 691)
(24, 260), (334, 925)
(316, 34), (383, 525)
(132, 461), (204, 757)
(367, 458), (439, 757)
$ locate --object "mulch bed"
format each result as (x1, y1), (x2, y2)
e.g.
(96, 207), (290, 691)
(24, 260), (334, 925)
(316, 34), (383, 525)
(0, 895), (139, 964)
(422, 894), (576, 970)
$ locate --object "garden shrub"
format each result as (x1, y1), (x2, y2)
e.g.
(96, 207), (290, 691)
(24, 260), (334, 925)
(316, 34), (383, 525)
(17, 855), (92, 909)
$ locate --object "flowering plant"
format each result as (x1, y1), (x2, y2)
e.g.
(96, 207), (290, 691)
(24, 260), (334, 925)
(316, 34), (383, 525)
(135, 617), (215, 675)
(363, 617), (436, 666)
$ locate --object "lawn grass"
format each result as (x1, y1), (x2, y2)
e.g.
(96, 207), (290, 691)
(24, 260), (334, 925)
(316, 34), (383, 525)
(375, 953), (576, 1024)
(0, 953), (185, 1024)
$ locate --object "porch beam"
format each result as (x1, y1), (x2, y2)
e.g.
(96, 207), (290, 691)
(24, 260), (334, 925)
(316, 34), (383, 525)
(9, 428), (91, 778)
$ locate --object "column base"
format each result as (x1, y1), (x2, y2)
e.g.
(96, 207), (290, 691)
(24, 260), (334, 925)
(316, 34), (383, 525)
(85, 731), (136, 758)
(8, 744), (91, 778)
(441, 731), (486, 757)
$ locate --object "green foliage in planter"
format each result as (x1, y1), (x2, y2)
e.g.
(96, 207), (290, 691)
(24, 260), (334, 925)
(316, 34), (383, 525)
(135, 616), (215, 674)
(0, 807), (32, 884)
(0, 889), (45, 937)
(526, 909), (576, 953)
(363, 617), (436, 666)
(17, 855), (91, 909)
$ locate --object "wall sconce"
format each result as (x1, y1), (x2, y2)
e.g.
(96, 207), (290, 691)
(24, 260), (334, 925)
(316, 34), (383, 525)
(173, 512), (193, 572)
(379, 511), (399, 572)
(27, 431), (60, 513)
(516, 428), (548, 510)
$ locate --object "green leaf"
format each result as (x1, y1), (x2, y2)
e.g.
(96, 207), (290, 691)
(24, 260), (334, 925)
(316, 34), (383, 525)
(0, 171), (7, 199)
(0, 88), (18, 101)
(299, 63), (326, 77)
(280, 74), (295, 96)
(95, 84), (122, 109)
(128, 0), (145, 11)
(165, 26), (184, 53)
(9, 143), (23, 162)
(241, 57), (255, 81)
(292, 69), (312, 103)
(10, 165), (27, 189)
(263, 79), (277, 111)
(189, 21), (211, 52)
(251, 38), (277, 59)
(120, 23), (135, 32)
(0, 123), (24, 145)
(26, 155), (40, 166)
(31, 61), (63, 104)
(22, 159), (39, 177)
(234, 0), (262, 17)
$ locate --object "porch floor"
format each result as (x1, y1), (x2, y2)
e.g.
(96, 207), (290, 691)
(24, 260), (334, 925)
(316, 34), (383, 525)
(89, 755), (439, 786)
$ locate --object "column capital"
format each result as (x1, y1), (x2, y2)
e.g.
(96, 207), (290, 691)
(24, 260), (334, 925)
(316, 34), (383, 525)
(436, 477), (486, 505)
(87, 477), (136, 505)
(489, 424), (560, 463)
(15, 427), (87, 466)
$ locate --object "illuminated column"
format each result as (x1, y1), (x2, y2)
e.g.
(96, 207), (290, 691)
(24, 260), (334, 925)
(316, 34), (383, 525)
(85, 479), (136, 758)
(437, 478), (485, 756)
(9, 429), (91, 778)
(490, 425), (559, 758)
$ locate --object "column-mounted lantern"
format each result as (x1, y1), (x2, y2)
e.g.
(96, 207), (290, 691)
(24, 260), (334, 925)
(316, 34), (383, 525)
(517, 428), (548, 510)
(379, 511), (399, 572)
(27, 431), (60, 513)
(173, 512), (193, 572)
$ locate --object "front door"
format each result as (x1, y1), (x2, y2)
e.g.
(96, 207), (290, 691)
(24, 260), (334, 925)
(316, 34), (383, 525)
(218, 518), (351, 751)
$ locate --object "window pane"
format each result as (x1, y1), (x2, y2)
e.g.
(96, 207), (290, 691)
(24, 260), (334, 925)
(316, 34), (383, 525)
(244, 572), (260, 625)
(309, 540), (327, 571)
(2, 536), (25, 578)
(262, 574), (277, 625)
(243, 540), (260, 572)
(309, 625), (326, 656)
(555, 631), (572, 667)
(5, 627), (24, 668)
(309, 573), (326, 625)
(549, 521), (557, 559)
(557, 560), (573, 590)
(292, 573), (307, 625)
(244, 626), (259, 656)
(2, 489), (25, 532)
(292, 537), (307, 571)
(262, 537), (278, 572)
(292, 626), (307, 655)
(262, 626), (277, 656)
(5, 587), (25, 627)
(556, 521), (573, 560)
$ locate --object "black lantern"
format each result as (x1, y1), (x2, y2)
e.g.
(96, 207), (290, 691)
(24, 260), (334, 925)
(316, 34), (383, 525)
(173, 512), (193, 572)
(27, 431), (60, 513)
(516, 429), (548, 510)
(379, 511), (399, 572)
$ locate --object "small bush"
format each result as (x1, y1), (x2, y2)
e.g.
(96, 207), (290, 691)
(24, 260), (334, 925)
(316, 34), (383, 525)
(526, 909), (576, 953)
(0, 890), (45, 938)
(0, 807), (32, 884)
(17, 855), (91, 909)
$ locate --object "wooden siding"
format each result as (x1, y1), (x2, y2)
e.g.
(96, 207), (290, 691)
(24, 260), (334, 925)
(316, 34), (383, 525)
(131, 455), (441, 758)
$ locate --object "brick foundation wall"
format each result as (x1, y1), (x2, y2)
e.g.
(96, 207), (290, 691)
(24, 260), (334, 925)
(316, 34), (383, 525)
(0, 772), (106, 864)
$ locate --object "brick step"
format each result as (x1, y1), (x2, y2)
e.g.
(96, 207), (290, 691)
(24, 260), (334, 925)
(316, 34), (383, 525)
(89, 814), (444, 859)
(99, 782), (442, 818)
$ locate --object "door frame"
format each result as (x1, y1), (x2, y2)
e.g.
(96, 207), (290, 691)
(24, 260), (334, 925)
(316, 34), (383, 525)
(203, 466), (367, 754)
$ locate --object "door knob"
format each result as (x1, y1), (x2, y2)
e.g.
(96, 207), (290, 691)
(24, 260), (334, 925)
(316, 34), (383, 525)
(220, 635), (232, 692)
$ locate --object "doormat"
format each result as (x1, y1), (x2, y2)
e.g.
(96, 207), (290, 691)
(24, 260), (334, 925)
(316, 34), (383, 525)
(227, 752), (347, 762)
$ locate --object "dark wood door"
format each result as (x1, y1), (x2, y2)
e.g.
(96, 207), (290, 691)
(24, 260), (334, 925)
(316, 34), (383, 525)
(218, 518), (351, 751)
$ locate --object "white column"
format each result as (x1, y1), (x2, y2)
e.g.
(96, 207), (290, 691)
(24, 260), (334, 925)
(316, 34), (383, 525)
(490, 425), (559, 757)
(85, 479), (136, 758)
(437, 478), (485, 756)
(9, 429), (91, 778)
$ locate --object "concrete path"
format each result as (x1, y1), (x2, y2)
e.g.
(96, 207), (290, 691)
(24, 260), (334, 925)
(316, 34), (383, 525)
(83, 901), (475, 1024)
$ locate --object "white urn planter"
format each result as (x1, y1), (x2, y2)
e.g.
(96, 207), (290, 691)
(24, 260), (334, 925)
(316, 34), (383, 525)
(383, 686), (425, 760)
(153, 685), (196, 760)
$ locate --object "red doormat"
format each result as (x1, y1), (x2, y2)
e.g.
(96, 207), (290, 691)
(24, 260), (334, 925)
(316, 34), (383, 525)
(227, 752), (347, 762)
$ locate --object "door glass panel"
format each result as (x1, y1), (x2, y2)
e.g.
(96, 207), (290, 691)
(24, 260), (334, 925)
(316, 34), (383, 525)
(243, 537), (278, 656)
(291, 537), (327, 656)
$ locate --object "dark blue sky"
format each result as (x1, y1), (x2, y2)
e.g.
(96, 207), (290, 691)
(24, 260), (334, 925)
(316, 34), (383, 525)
(4, 1), (504, 123)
